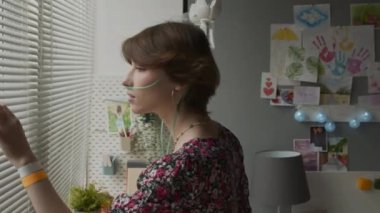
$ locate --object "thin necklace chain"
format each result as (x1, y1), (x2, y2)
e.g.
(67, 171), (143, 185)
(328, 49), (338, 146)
(173, 121), (210, 148)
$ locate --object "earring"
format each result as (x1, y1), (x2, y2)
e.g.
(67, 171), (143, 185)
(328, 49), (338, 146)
(171, 89), (176, 105)
(171, 89), (181, 109)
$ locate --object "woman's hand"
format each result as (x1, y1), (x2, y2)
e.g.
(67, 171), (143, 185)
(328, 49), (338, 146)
(0, 104), (37, 168)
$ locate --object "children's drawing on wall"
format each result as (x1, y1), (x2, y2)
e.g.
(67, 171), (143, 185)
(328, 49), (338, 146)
(319, 76), (352, 105)
(285, 46), (306, 80)
(333, 26), (374, 77)
(294, 4), (330, 29)
(351, 3), (380, 29)
(319, 137), (348, 172)
(310, 126), (327, 151)
(105, 100), (131, 136)
(293, 86), (320, 105)
(320, 94), (350, 105)
(293, 139), (319, 171)
(284, 44), (320, 82)
(270, 88), (294, 106)
(260, 72), (277, 99)
(368, 62), (380, 94)
(270, 24), (302, 86)
(303, 26), (375, 78)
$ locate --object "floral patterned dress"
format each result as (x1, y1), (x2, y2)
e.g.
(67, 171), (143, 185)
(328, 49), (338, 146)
(111, 124), (251, 212)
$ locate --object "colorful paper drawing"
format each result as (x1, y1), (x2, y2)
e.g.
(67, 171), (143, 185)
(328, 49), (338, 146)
(310, 126), (327, 152)
(293, 86), (320, 105)
(106, 100), (131, 135)
(303, 26), (375, 77)
(284, 45), (319, 82)
(318, 75), (352, 105)
(294, 4), (330, 29)
(270, 24), (302, 86)
(368, 62), (380, 94)
(319, 76), (353, 93)
(271, 26), (299, 40)
(293, 139), (319, 171)
(351, 3), (380, 29)
(270, 88), (294, 106)
(358, 95), (380, 106)
(320, 94), (350, 105)
(260, 72), (277, 99)
(320, 137), (348, 172)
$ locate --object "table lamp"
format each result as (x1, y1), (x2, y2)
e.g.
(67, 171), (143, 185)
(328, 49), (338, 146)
(253, 150), (310, 213)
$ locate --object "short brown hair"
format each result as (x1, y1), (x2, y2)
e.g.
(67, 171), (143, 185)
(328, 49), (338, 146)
(122, 22), (220, 115)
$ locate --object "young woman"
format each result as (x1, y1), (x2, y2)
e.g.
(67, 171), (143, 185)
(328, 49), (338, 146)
(0, 22), (251, 213)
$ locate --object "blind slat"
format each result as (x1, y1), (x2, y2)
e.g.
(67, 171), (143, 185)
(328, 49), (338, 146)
(0, 10), (38, 28)
(0, 1), (39, 20)
(0, 68), (38, 75)
(0, 19), (39, 35)
(0, 90), (38, 99)
(38, 106), (89, 133)
(0, 27), (38, 42)
(0, 61), (38, 69)
(0, 75), (38, 82)
(0, 83), (38, 91)
(0, 43), (38, 55)
(41, 28), (90, 46)
(41, 46), (91, 57)
(0, 96), (38, 106)
(0, 52), (38, 62)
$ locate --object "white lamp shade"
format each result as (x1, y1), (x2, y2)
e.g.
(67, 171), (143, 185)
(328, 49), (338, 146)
(253, 150), (310, 206)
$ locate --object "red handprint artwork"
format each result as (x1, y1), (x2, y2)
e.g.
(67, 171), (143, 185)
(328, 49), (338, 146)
(346, 47), (369, 75)
(312, 35), (335, 63)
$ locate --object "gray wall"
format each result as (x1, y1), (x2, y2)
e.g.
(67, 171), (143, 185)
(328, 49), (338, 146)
(210, 0), (380, 178)
(209, 1), (380, 211)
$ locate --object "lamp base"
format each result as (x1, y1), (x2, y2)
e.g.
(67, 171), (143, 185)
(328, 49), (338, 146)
(277, 205), (291, 213)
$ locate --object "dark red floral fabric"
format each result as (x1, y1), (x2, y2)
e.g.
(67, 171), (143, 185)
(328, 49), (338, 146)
(111, 124), (251, 212)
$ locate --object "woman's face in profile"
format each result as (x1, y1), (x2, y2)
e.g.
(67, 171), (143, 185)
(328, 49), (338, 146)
(123, 61), (176, 115)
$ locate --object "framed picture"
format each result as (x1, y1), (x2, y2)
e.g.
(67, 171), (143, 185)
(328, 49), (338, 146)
(270, 88), (294, 106)
(293, 139), (319, 171)
(310, 126), (327, 151)
(105, 99), (131, 136)
(320, 137), (348, 172)
(351, 4), (380, 29)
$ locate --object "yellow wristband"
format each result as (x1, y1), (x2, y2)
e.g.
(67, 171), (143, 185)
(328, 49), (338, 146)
(22, 170), (48, 188)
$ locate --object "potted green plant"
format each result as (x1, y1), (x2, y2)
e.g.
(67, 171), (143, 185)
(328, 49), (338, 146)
(68, 183), (113, 213)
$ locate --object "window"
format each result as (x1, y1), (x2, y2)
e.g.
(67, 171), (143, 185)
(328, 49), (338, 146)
(0, 0), (94, 212)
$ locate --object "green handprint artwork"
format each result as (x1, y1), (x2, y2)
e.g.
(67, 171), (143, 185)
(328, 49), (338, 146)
(285, 45), (305, 80)
(286, 62), (303, 79)
(288, 45), (305, 61)
(306, 56), (325, 76)
(284, 45), (319, 82)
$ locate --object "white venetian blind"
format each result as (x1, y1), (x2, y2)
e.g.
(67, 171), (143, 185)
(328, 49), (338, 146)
(0, 0), (95, 212)
(0, 0), (39, 212)
(38, 0), (94, 201)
